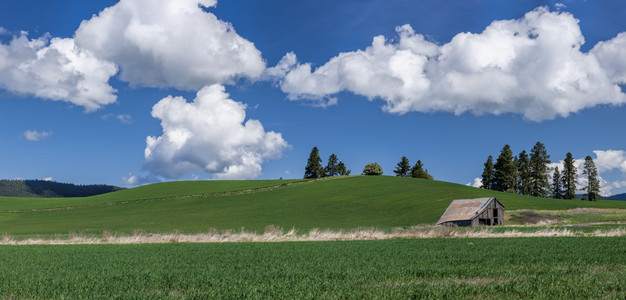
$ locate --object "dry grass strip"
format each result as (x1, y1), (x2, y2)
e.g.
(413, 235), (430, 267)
(1, 225), (625, 245)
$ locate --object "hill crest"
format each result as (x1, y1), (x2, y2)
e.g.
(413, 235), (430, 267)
(0, 179), (123, 198)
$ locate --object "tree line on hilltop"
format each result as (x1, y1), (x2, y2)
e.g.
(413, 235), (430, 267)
(0, 179), (124, 198)
(392, 156), (433, 179)
(303, 147), (433, 179)
(303, 147), (351, 178)
(481, 142), (601, 201)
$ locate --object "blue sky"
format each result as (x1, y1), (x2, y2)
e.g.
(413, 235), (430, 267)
(1, 0), (626, 195)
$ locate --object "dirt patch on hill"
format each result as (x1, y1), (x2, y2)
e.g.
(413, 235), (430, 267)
(508, 210), (564, 225)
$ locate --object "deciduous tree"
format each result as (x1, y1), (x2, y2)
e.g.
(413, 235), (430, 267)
(363, 162), (383, 175)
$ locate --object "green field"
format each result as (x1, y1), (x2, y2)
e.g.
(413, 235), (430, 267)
(0, 237), (624, 298)
(2, 176), (626, 237)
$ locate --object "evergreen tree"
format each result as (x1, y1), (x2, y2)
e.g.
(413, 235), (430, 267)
(304, 147), (323, 179)
(494, 145), (517, 192)
(529, 142), (551, 197)
(363, 162), (383, 175)
(481, 155), (495, 190)
(411, 160), (433, 179)
(582, 156), (601, 201)
(516, 151), (532, 195)
(336, 161), (351, 176)
(324, 154), (339, 177)
(552, 167), (562, 199)
(393, 156), (411, 177)
(561, 152), (577, 199)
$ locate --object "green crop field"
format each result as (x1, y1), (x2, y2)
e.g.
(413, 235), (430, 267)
(2, 176), (626, 238)
(0, 237), (624, 298)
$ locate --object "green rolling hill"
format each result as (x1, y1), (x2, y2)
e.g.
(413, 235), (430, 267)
(1, 176), (625, 237)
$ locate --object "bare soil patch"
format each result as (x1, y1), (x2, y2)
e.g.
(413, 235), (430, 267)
(508, 210), (564, 225)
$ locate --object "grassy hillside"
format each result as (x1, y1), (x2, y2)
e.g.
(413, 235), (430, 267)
(0, 179), (122, 198)
(1, 176), (625, 237)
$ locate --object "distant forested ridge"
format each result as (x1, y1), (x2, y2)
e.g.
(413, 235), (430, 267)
(605, 193), (626, 201)
(0, 180), (123, 198)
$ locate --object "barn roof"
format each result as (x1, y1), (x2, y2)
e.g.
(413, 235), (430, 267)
(436, 197), (503, 225)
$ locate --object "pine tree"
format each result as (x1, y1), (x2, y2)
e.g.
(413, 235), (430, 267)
(517, 151), (532, 195)
(582, 156), (601, 201)
(561, 152), (577, 199)
(481, 155), (495, 190)
(552, 167), (562, 199)
(494, 145), (517, 192)
(304, 147), (323, 179)
(393, 156), (411, 177)
(324, 154), (339, 177)
(529, 142), (551, 197)
(336, 161), (351, 176)
(411, 160), (433, 179)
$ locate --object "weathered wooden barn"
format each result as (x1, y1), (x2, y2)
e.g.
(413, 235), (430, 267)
(436, 197), (504, 227)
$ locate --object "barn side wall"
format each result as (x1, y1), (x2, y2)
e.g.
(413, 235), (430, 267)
(472, 200), (505, 226)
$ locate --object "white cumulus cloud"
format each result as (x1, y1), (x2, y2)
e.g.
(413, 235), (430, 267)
(591, 32), (626, 85)
(274, 7), (626, 121)
(473, 177), (483, 188)
(143, 84), (289, 180)
(122, 172), (160, 186)
(23, 129), (52, 141)
(75, 0), (265, 90)
(0, 33), (118, 111)
(592, 150), (626, 173)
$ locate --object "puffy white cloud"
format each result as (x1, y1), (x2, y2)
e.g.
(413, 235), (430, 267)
(144, 84), (289, 179)
(0, 33), (118, 110)
(122, 172), (160, 186)
(23, 129), (52, 141)
(468, 177), (482, 188)
(75, 0), (265, 90)
(591, 33), (626, 84)
(42, 177), (53, 182)
(592, 150), (626, 173)
(275, 7), (626, 121)
(265, 52), (298, 79)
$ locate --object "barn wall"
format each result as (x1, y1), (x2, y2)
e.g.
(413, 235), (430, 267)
(474, 200), (505, 226)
